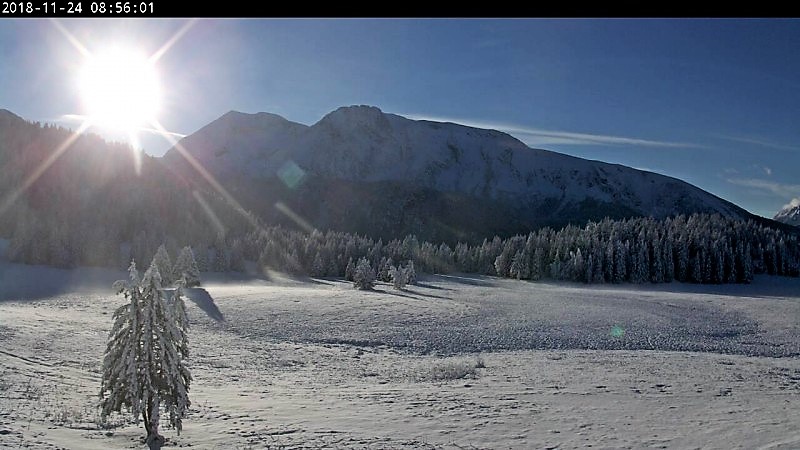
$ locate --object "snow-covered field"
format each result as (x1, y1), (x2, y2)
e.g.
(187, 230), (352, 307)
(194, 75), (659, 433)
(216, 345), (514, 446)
(1, 262), (800, 449)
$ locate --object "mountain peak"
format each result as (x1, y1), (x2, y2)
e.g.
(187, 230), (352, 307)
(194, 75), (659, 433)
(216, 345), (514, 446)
(775, 198), (800, 226)
(328, 104), (385, 116)
(315, 105), (390, 130)
(162, 109), (308, 173)
(218, 110), (295, 125)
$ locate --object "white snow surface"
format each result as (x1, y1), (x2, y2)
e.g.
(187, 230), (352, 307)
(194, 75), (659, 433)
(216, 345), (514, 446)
(164, 106), (745, 219)
(1, 261), (800, 448)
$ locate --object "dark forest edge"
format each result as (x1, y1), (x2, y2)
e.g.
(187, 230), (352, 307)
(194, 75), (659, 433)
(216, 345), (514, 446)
(6, 213), (799, 285)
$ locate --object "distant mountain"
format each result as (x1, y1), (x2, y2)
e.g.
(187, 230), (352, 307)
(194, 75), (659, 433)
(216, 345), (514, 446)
(775, 200), (800, 227)
(165, 105), (751, 242)
(164, 110), (308, 179)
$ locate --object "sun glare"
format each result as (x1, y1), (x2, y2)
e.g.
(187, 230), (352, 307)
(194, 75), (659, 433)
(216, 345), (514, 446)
(79, 46), (161, 131)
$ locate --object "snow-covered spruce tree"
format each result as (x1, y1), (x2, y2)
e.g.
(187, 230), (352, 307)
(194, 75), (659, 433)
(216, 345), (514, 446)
(173, 246), (201, 287)
(344, 257), (356, 281)
(311, 252), (326, 277)
(229, 239), (246, 272)
(388, 265), (407, 290)
(509, 250), (530, 280)
(378, 257), (394, 282)
(404, 260), (417, 285)
(352, 257), (376, 290)
(100, 260), (191, 450)
(153, 244), (174, 286)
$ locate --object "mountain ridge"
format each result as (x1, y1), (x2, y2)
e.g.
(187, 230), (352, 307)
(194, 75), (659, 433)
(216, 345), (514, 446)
(162, 105), (752, 241)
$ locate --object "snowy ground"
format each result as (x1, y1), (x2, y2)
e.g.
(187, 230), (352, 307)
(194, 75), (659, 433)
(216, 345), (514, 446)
(1, 262), (800, 449)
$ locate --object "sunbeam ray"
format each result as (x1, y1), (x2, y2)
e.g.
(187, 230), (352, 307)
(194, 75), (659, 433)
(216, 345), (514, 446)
(149, 20), (196, 64)
(127, 131), (142, 176)
(50, 19), (91, 57)
(192, 190), (226, 237)
(149, 120), (263, 232)
(275, 201), (316, 233)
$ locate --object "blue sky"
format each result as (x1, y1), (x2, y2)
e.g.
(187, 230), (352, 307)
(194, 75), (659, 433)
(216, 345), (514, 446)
(1, 18), (799, 218)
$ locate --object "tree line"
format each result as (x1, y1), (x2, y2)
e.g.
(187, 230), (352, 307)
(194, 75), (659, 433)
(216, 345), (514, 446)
(240, 213), (797, 284)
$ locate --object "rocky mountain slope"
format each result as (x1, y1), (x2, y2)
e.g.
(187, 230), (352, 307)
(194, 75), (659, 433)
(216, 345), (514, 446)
(164, 105), (750, 242)
(775, 199), (800, 227)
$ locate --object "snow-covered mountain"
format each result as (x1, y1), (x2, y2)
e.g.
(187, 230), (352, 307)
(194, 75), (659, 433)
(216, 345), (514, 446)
(164, 105), (750, 241)
(775, 199), (800, 227)
(165, 110), (309, 178)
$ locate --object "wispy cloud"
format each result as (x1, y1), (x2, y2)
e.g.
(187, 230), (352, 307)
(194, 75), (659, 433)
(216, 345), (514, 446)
(405, 114), (703, 149)
(785, 198), (800, 209)
(749, 164), (773, 176)
(714, 134), (798, 152)
(726, 177), (800, 198)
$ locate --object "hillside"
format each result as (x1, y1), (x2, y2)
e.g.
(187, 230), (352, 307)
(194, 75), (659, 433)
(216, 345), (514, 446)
(0, 111), (249, 268)
(165, 105), (750, 242)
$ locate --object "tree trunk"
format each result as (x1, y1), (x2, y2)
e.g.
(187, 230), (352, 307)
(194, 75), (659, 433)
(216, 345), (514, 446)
(146, 432), (165, 450)
(142, 409), (151, 436)
(144, 395), (163, 450)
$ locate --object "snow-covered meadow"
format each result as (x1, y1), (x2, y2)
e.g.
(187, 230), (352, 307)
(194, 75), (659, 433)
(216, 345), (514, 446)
(1, 261), (800, 449)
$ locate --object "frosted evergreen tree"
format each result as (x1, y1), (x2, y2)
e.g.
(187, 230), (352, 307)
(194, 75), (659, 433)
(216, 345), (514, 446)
(631, 243), (649, 284)
(153, 244), (174, 286)
(530, 246), (544, 281)
(229, 240), (246, 272)
(311, 252), (326, 277)
(549, 250), (562, 280)
(675, 237), (689, 281)
(585, 254), (595, 284)
(100, 260), (191, 450)
(494, 251), (510, 277)
(353, 257), (376, 290)
(650, 239), (664, 283)
(173, 246), (201, 287)
(378, 257), (394, 282)
(212, 245), (231, 272)
(613, 240), (627, 283)
(591, 245), (605, 283)
(327, 254), (340, 277)
(509, 250), (529, 280)
(454, 242), (471, 272)
(570, 249), (584, 281)
(604, 241), (615, 282)
(662, 237), (674, 282)
(388, 265), (407, 290)
(344, 257), (356, 281)
(739, 242), (753, 283)
(404, 260), (417, 285)
(285, 249), (303, 275)
(691, 252), (703, 283)
(194, 246), (208, 272)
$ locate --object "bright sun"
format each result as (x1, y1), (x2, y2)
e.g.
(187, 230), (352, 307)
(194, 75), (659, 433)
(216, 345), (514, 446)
(79, 46), (161, 131)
